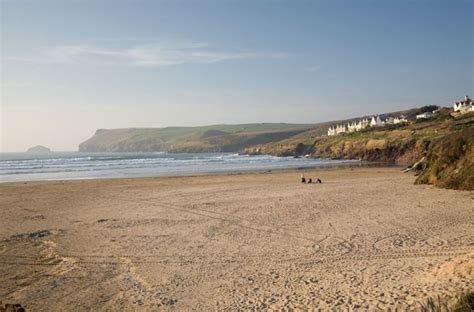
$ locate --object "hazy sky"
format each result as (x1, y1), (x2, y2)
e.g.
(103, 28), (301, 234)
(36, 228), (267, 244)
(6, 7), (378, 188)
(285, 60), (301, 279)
(1, 0), (473, 152)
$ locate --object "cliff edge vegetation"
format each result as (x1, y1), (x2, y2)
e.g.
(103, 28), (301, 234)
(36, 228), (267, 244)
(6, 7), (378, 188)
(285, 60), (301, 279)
(243, 109), (474, 190)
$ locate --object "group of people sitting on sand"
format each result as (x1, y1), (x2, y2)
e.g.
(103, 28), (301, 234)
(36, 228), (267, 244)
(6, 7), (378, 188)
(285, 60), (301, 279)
(300, 173), (322, 184)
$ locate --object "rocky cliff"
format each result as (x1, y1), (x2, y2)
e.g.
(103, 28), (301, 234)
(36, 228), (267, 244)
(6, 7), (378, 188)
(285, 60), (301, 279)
(243, 110), (474, 190)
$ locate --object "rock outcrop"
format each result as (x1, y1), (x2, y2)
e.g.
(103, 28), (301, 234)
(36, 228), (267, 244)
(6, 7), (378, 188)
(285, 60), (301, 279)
(26, 145), (51, 153)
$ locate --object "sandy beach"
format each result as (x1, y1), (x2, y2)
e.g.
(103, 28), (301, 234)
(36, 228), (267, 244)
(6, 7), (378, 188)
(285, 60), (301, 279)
(0, 167), (472, 310)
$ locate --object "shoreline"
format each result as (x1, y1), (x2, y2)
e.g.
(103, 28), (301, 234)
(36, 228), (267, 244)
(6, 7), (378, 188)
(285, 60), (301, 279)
(0, 159), (400, 185)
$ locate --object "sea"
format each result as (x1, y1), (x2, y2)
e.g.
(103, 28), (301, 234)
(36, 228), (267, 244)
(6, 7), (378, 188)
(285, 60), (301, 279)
(0, 152), (362, 183)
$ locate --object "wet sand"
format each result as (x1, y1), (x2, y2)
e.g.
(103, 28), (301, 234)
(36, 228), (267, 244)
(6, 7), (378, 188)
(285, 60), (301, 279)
(0, 167), (472, 310)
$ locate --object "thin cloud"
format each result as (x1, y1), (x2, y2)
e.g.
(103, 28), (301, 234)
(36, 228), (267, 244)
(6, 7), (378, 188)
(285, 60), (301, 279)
(306, 65), (321, 72)
(5, 42), (286, 67)
(0, 82), (32, 88)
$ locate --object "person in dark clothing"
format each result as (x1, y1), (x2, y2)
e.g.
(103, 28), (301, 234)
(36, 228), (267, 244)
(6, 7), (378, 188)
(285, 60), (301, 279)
(301, 173), (306, 183)
(308, 178), (312, 184)
(317, 178), (322, 183)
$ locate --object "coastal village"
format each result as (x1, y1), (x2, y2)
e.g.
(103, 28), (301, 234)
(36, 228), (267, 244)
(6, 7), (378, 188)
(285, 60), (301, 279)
(327, 95), (473, 136)
(453, 95), (474, 114)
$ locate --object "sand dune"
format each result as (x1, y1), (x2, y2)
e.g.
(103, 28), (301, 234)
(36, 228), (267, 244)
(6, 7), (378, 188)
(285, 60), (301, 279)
(0, 167), (472, 310)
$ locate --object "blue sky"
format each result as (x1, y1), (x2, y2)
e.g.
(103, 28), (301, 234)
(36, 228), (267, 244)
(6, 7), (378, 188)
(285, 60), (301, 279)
(1, 0), (473, 151)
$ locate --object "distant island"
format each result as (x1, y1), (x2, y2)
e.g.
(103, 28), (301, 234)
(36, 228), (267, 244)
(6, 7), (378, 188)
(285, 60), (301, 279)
(26, 145), (51, 153)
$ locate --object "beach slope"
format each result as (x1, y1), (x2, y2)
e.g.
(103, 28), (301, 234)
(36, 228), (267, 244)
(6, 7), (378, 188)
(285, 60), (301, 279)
(0, 168), (472, 310)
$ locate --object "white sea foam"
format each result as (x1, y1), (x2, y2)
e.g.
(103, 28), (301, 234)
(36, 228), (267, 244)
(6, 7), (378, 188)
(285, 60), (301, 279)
(0, 152), (360, 182)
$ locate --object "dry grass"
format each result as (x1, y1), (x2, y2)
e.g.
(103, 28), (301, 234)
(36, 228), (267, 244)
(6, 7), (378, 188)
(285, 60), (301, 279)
(418, 293), (474, 312)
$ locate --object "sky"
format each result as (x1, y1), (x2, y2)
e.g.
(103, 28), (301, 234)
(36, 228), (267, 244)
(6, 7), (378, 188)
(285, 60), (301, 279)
(1, 0), (473, 152)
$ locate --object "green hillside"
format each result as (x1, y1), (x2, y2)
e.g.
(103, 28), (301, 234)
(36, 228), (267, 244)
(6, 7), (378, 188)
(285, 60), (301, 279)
(79, 107), (422, 153)
(78, 123), (314, 152)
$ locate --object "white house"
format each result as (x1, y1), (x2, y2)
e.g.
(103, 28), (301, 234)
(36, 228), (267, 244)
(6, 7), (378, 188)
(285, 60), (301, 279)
(370, 115), (384, 127)
(347, 121), (358, 133)
(327, 126), (336, 136)
(328, 124), (347, 136)
(393, 115), (408, 124)
(335, 124), (347, 134)
(327, 117), (371, 136)
(416, 112), (433, 119)
(357, 118), (370, 130)
(385, 117), (395, 124)
(453, 95), (473, 114)
(454, 102), (462, 112)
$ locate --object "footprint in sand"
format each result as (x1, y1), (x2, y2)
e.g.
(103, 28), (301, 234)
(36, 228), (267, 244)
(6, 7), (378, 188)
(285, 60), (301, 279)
(373, 234), (447, 252)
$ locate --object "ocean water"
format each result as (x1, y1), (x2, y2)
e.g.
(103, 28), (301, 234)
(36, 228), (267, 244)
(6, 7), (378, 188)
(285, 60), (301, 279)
(0, 152), (361, 183)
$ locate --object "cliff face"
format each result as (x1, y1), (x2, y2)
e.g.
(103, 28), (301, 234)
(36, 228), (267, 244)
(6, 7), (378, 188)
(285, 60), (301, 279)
(243, 111), (474, 190)
(79, 129), (168, 152)
(244, 127), (427, 164)
(244, 134), (425, 166)
(414, 126), (474, 190)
